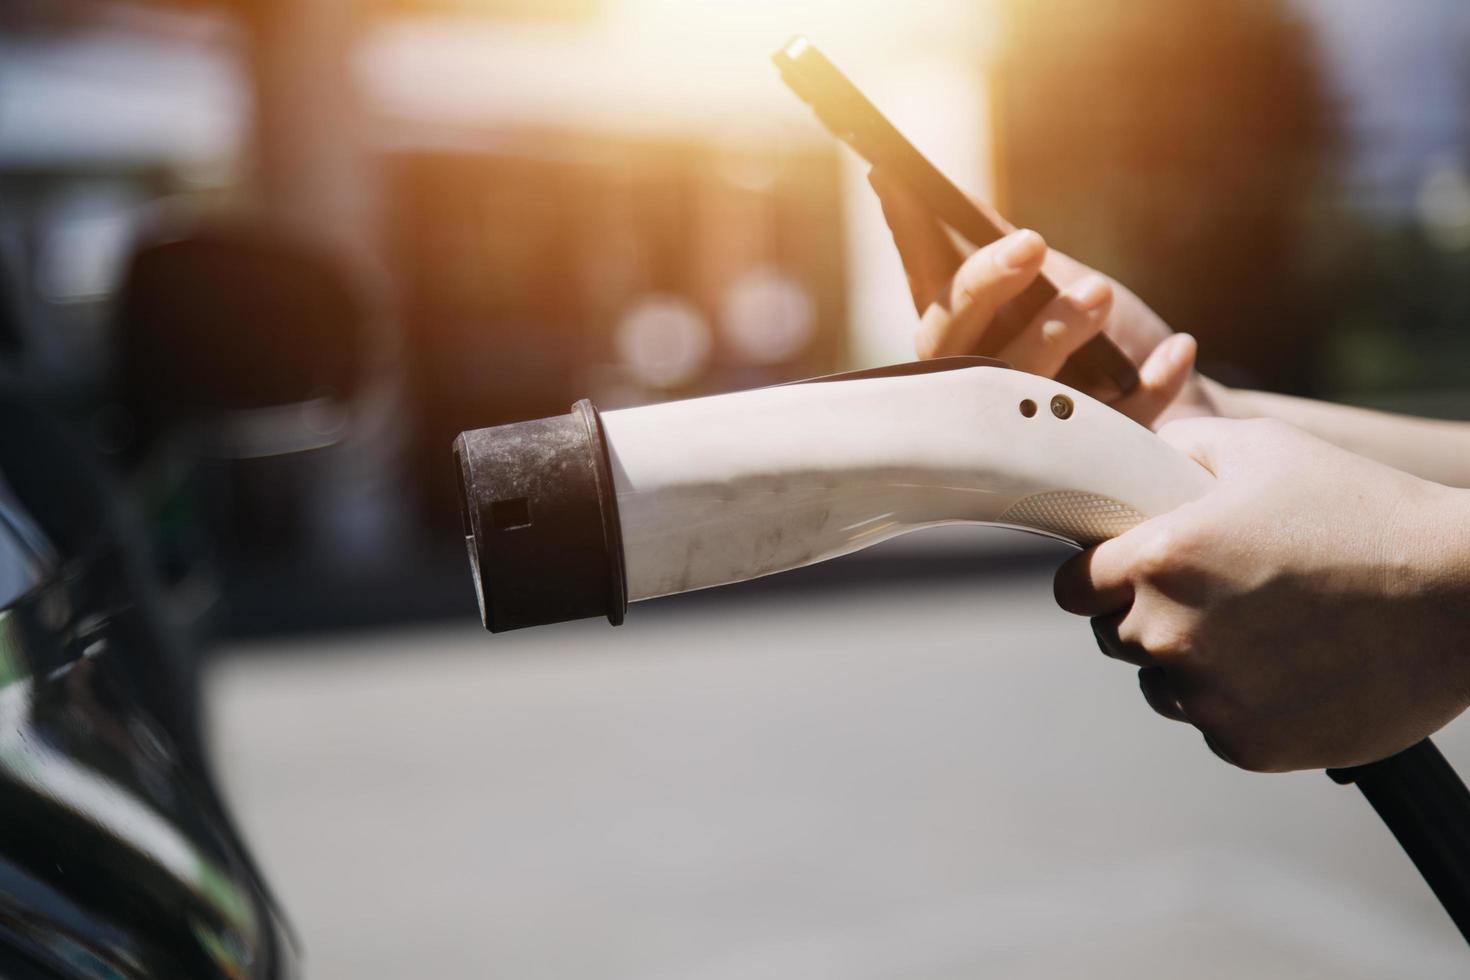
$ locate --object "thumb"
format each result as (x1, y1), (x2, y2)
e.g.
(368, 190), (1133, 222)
(1110, 333), (1196, 427)
(1155, 415), (1246, 477)
(869, 167), (965, 315)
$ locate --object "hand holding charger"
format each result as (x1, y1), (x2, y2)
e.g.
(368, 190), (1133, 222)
(446, 40), (1470, 953)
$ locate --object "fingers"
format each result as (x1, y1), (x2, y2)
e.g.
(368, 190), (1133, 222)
(1111, 333), (1199, 429)
(1092, 610), (1191, 728)
(916, 230), (1047, 359)
(869, 168), (1098, 368)
(1054, 538), (1135, 617)
(1138, 667), (1191, 723)
(869, 168), (965, 315)
(996, 275), (1113, 377)
(1155, 414), (1235, 476)
(1091, 613), (1152, 667)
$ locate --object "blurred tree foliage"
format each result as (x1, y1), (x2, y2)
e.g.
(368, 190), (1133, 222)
(994, 0), (1397, 397)
(1328, 209), (1470, 402)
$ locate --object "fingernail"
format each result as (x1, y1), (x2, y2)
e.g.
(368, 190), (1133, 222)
(1000, 229), (1045, 269)
(1068, 275), (1110, 312)
(1168, 333), (1197, 365)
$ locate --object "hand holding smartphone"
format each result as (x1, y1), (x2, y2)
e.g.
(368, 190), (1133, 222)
(772, 36), (1140, 398)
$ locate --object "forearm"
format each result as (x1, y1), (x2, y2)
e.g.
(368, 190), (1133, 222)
(1204, 378), (1470, 488)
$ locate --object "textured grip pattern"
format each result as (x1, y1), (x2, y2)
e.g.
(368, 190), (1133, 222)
(997, 491), (1145, 546)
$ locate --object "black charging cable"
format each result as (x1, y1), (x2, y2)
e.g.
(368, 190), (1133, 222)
(1329, 739), (1470, 944)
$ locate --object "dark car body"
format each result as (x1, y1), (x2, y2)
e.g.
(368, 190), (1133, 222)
(0, 387), (297, 978)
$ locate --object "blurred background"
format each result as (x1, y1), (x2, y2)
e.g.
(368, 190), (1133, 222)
(3, 0), (1470, 975)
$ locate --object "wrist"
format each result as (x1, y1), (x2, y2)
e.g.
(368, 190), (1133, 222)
(1404, 482), (1470, 704)
(1151, 372), (1237, 426)
(1194, 375), (1245, 418)
(1416, 483), (1470, 594)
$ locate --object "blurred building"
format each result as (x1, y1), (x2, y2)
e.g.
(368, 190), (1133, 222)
(0, 0), (998, 631)
(3, 0), (1470, 633)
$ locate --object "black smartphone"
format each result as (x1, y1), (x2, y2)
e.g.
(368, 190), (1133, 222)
(773, 35), (1139, 398)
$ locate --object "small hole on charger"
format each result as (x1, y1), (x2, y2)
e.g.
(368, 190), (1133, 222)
(1050, 395), (1074, 420)
(1019, 399), (1037, 418)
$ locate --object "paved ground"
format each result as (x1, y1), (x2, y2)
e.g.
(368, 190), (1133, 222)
(209, 531), (1470, 978)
